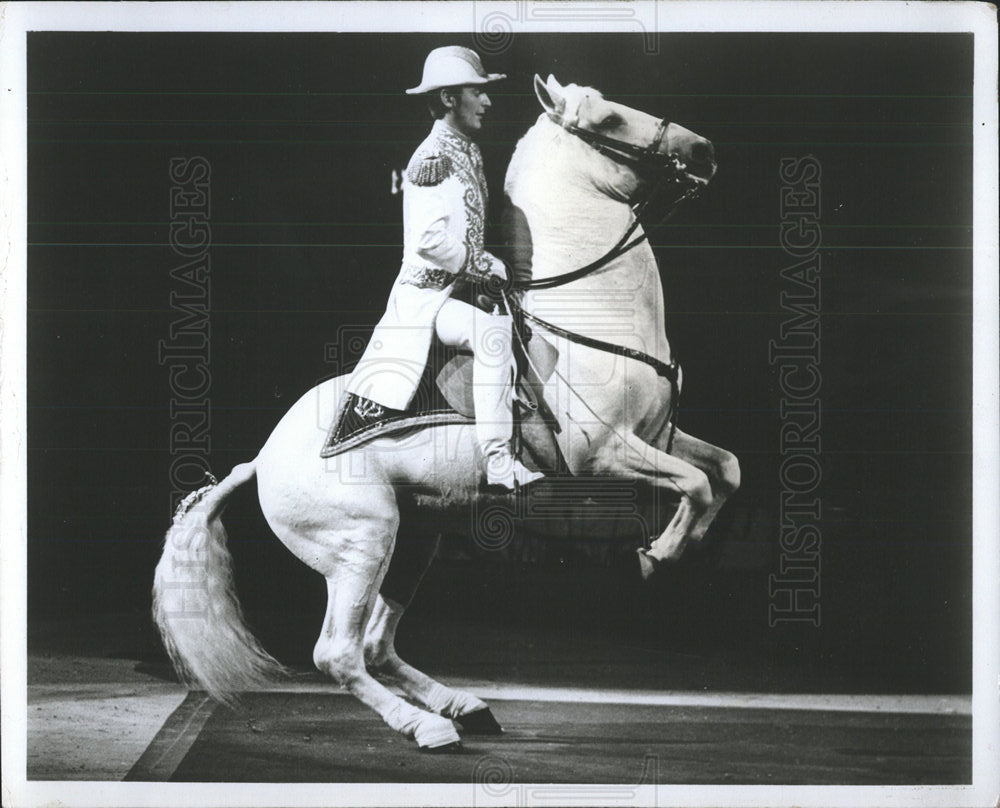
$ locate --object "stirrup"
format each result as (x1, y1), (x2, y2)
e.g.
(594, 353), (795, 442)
(513, 387), (538, 413)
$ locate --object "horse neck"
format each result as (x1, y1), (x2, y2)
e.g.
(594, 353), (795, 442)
(508, 120), (637, 269)
(526, 241), (671, 366)
(508, 121), (670, 359)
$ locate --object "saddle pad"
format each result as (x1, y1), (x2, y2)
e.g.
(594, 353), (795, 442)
(436, 331), (560, 417)
(320, 332), (561, 462)
(433, 331), (566, 474)
(320, 391), (472, 458)
(436, 354), (476, 418)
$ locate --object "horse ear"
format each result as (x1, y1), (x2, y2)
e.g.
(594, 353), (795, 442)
(534, 73), (565, 116)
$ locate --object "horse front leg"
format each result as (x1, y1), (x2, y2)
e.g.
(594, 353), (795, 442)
(592, 433), (713, 578)
(658, 428), (740, 543)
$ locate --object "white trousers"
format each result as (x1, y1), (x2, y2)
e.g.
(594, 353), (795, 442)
(434, 297), (515, 455)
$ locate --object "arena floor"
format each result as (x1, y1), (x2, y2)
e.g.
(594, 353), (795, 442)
(25, 613), (971, 785)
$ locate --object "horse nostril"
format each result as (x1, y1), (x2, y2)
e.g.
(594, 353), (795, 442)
(691, 139), (714, 166)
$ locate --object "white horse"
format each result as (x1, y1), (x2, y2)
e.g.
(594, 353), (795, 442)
(153, 75), (740, 752)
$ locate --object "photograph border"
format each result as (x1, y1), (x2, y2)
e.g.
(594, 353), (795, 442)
(2, 2), (997, 807)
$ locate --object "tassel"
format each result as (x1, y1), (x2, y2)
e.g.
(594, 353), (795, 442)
(407, 154), (452, 186)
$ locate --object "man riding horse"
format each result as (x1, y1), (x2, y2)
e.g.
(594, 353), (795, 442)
(154, 65), (738, 751)
(345, 46), (544, 492)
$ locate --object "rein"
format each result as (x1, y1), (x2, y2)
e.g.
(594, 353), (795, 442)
(509, 178), (699, 293)
(511, 220), (647, 292)
(511, 114), (704, 294)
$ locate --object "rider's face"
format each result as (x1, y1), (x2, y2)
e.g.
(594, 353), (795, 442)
(444, 86), (491, 137)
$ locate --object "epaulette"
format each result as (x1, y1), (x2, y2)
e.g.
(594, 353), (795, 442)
(407, 153), (453, 187)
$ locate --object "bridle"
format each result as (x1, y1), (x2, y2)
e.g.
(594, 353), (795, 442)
(509, 112), (710, 293)
(554, 113), (673, 175)
(486, 110), (714, 452)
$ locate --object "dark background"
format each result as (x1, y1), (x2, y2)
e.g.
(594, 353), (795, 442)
(27, 33), (973, 693)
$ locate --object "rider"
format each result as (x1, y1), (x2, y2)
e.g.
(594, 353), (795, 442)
(345, 46), (544, 492)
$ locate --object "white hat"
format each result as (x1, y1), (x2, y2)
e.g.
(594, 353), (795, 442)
(405, 46), (506, 95)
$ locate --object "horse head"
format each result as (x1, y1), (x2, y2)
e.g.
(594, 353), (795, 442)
(532, 74), (716, 200)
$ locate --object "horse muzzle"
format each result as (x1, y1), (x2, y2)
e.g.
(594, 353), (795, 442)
(664, 122), (716, 185)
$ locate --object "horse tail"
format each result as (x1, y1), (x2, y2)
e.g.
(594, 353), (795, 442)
(152, 460), (286, 704)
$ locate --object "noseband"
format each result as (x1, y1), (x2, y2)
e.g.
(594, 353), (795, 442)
(550, 112), (672, 172)
(546, 111), (709, 189)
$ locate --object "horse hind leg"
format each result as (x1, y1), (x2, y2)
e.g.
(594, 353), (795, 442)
(310, 525), (462, 752)
(364, 595), (503, 735)
(363, 532), (503, 735)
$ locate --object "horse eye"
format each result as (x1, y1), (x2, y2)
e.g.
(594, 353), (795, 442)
(598, 113), (622, 129)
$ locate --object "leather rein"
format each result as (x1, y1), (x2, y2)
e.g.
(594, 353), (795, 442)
(511, 113), (703, 294)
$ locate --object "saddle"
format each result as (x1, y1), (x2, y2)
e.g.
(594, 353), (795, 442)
(320, 329), (568, 475)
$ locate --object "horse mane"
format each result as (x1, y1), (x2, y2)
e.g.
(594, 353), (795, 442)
(504, 113), (568, 198)
(504, 103), (641, 272)
(505, 100), (638, 207)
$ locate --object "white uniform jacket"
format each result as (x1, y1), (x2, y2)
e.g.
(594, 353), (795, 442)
(346, 119), (504, 410)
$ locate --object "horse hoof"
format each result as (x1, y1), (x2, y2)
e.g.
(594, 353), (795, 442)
(456, 707), (503, 735)
(636, 548), (660, 581)
(415, 718), (462, 751)
(420, 740), (464, 754)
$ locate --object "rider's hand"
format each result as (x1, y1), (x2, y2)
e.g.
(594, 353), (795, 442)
(470, 252), (513, 298)
(487, 254), (509, 280)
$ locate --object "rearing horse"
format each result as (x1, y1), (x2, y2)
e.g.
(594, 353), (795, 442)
(153, 74), (740, 752)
